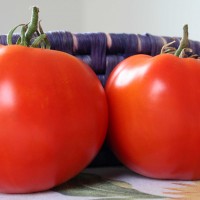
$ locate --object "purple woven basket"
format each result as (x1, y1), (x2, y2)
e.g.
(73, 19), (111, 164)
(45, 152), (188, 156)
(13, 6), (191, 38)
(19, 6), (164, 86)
(1, 32), (200, 166)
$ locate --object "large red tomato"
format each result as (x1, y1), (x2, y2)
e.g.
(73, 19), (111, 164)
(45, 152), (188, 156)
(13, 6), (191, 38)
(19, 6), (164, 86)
(106, 53), (200, 180)
(0, 45), (108, 193)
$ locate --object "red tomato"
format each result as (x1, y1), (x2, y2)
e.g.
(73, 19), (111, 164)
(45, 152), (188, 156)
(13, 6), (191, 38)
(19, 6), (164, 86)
(0, 45), (108, 193)
(106, 53), (200, 180)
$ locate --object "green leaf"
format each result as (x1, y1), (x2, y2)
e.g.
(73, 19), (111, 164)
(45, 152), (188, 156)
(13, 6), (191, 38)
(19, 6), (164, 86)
(53, 173), (165, 199)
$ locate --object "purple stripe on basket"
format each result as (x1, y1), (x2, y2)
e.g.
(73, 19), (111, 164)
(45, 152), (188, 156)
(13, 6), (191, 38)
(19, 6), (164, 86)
(124, 34), (138, 57)
(90, 33), (107, 74)
(0, 34), (20, 45)
(74, 33), (91, 54)
(108, 33), (128, 54)
(137, 34), (151, 54)
(97, 55), (124, 86)
(76, 55), (92, 68)
(0, 35), (7, 45)
(104, 55), (124, 85)
(46, 31), (73, 54)
(189, 39), (200, 55)
(146, 34), (166, 55)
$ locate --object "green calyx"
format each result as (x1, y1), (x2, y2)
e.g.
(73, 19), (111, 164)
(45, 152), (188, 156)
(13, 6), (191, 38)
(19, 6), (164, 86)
(7, 6), (50, 49)
(161, 24), (199, 58)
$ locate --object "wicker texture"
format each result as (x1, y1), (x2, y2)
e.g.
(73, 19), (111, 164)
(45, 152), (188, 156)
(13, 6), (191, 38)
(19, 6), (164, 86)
(1, 32), (200, 166)
(1, 32), (200, 85)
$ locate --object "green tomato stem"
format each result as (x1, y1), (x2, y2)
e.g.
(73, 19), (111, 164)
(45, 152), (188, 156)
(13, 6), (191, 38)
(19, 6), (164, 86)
(20, 24), (28, 46)
(7, 6), (51, 49)
(174, 24), (189, 57)
(160, 24), (198, 58)
(7, 24), (25, 45)
(31, 33), (47, 48)
(25, 6), (39, 46)
(38, 21), (51, 49)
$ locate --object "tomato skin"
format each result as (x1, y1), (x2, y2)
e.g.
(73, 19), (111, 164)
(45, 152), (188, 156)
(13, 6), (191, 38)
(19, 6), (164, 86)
(106, 53), (200, 180)
(0, 45), (108, 193)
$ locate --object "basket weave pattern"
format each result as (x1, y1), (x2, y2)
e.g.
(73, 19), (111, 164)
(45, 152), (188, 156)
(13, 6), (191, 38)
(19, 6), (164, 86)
(1, 32), (200, 85)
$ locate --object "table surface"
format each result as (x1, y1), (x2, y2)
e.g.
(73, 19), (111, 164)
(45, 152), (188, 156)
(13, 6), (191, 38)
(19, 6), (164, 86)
(0, 167), (199, 200)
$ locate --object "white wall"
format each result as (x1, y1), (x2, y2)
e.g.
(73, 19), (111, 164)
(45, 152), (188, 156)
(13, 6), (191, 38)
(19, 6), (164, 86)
(0, 0), (200, 41)
(0, 0), (84, 34)
(81, 0), (200, 41)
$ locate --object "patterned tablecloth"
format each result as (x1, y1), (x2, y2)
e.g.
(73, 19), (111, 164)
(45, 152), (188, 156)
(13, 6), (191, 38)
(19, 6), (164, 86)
(0, 167), (198, 200)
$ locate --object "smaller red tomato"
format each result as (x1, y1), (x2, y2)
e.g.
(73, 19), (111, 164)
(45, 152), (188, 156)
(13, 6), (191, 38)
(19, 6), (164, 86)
(106, 53), (200, 180)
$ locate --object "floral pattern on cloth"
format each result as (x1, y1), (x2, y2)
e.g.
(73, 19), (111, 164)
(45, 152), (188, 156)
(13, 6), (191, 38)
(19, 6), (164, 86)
(0, 167), (199, 200)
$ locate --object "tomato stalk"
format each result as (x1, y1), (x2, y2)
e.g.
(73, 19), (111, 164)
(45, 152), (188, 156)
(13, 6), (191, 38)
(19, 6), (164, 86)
(160, 24), (198, 58)
(7, 6), (50, 49)
(174, 24), (189, 57)
(25, 6), (39, 45)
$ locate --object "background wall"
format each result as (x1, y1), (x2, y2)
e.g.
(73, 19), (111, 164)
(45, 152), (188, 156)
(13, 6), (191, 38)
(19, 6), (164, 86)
(0, 0), (200, 41)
